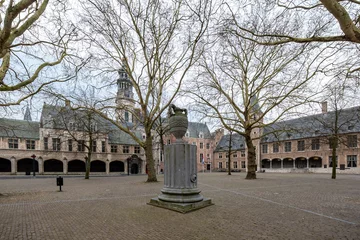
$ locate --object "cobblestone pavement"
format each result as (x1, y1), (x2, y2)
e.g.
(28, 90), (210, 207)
(0, 172), (359, 240)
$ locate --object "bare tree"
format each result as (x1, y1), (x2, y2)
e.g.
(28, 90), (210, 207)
(189, 28), (332, 179)
(76, 0), (215, 182)
(0, 0), (84, 109)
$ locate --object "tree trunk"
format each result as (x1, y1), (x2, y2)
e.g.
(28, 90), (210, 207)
(245, 130), (257, 179)
(145, 132), (157, 182)
(85, 152), (91, 179)
(331, 137), (338, 179)
(228, 131), (232, 175)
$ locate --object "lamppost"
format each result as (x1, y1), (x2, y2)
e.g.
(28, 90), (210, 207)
(31, 154), (36, 177)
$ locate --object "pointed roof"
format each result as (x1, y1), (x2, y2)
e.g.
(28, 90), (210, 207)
(24, 106), (32, 121)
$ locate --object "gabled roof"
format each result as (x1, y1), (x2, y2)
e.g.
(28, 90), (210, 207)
(187, 122), (212, 139)
(261, 106), (360, 143)
(0, 118), (39, 139)
(214, 133), (246, 152)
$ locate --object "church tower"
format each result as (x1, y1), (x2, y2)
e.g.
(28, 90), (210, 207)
(116, 63), (135, 123)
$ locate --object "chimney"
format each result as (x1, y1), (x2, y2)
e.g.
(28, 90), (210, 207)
(65, 99), (70, 107)
(321, 101), (327, 113)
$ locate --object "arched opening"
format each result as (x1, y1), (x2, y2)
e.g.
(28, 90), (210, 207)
(309, 156), (322, 168)
(261, 159), (270, 168)
(283, 158), (293, 168)
(90, 160), (106, 172)
(110, 161), (124, 172)
(68, 160), (85, 172)
(272, 158), (281, 169)
(295, 157), (307, 168)
(131, 163), (139, 174)
(44, 159), (63, 172)
(0, 158), (11, 172)
(17, 158), (38, 172)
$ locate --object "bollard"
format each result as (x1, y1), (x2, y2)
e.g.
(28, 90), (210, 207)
(56, 176), (63, 191)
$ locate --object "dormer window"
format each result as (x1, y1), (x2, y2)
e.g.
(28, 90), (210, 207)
(185, 131), (189, 137)
(199, 132), (204, 138)
(348, 125), (354, 130)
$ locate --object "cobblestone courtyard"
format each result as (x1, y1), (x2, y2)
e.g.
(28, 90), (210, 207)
(0, 172), (359, 240)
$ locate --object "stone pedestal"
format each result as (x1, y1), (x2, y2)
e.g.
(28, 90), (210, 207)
(148, 142), (213, 213)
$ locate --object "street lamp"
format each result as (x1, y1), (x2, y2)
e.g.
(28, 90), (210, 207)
(31, 154), (36, 177)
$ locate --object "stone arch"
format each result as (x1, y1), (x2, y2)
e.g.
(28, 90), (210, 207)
(309, 156), (322, 168)
(271, 158), (281, 169)
(110, 161), (125, 172)
(68, 159), (85, 172)
(261, 159), (270, 168)
(44, 159), (63, 172)
(127, 154), (143, 174)
(17, 158), (38, 172)
(283, 158), (293, 168)
(90, 160), (106, 172)
(0, 158), (11, 172)
(295, 157), (307, 169)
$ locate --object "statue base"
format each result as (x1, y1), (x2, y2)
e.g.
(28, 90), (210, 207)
(148, 197), (213, 213)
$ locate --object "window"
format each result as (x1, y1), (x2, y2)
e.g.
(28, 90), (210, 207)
(206, 143), (210, 149)
(44, 137), (48, 150)
(52, 138), (61, 151)
(26, 140), (35, 150)
(167, 139), (171, 145)
(68, 139), (73, 151)
(225, 153), (229, 159)
(297, 140), (305, 151)
(192, 142), (196, 145)
(200, 153), (204, 163)
(226, 161), (229, 168)
(233, 161), (238, 169)
(69, 122), (75, 130)
(329, 156), (338, 168)
(160, 150), (163, 162)
(311, 139), (320, 150)
(347, 155), (357, 167)
(233, 153), (238, 158)
(92, 140), (97, 152)
(285, 142), (292, 152)
(273, 143), (279, 153)
(111, 145), (118, 153)
(200, 143), (204, 149)
(8, 138), (19, 149)
(124, 111), (129, 122)
(134, 146), (140, 154)
(347, 135), (357, 148)
(78, 140), (85, 152)
(90, 123), (97, 132)
(123, 145), (129, 153)
(262, 144), (268, 153)
(241, 150), (245, 157)
(219, 153), (222, 159)
(185, 131), (189, 137)
(218, 162), (222, 168)
(199, 132), (204, 138)
(102, 141), (106, 153)
(241, 161), (246, 168)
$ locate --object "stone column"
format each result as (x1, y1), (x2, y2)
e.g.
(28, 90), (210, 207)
(124, 161), (128, 174)
(270, 160), (272, 169)
(11, 158), (16, 174)
(106, 161), (110, 175)
(63, 160), (68, 174)
(293, 159), (296, 169)
(38, 159), (44, 174)
(281, 159), (283, 169)
(306, 158), (309, 168)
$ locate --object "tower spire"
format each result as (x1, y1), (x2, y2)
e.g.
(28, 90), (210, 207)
(24, 105), (32, 121)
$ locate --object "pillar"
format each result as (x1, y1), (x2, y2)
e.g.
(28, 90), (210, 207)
(125, 161), (128, 174)
(63, 160), (68, 174)
(106, 161), (110, 175)
(293, 159), (296, 169)
(281, 159), (283, 169)
(11, 157), (16, 174)
(306, 158), (309, 168)
(38, 159), (44, 174)
(270, 160), (272, 169)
